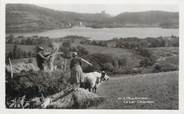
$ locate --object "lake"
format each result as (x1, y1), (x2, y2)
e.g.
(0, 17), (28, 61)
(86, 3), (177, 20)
(12, 27), (179, 40)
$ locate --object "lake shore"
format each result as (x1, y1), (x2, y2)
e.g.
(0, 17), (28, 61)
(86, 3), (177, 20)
(7, 27), (179, 40)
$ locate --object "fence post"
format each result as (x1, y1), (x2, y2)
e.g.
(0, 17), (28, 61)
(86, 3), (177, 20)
(9, 58), (13, 78)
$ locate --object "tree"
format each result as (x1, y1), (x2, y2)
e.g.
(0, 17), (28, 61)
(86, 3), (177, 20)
(28, 51), (32, 57)
(62, 41), (71, 48)
(91, 40), (97, 45)
(16, 48), (22, 58)
(12, 45), (18, 59)
(102, 63), (114, 72)
(139, 57), (154, 67)
(6, 52), (13, 63)
(118, 57), (127, 67)
(137, 48), (152, 58)
(23, 51), (28, 58)
(60, 41), (72, 71)
(6, 34), (14, 43)
(77, 46), (89, 56)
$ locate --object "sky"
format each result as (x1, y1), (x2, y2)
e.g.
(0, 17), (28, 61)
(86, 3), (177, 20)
(37, 4), (178, 16)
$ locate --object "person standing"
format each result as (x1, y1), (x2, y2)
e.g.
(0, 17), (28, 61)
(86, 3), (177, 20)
(36, 47), (49, 70)
(70, 52), (92, 90)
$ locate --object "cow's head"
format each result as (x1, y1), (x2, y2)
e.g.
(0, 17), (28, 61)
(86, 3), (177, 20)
(94, 71), (110, 89)
(100, 71), (110, 81)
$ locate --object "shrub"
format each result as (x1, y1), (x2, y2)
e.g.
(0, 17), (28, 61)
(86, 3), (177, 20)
(139, 57), (154, 67)
(136, 48), (156, 67)
(118, 57), (127, 67)
(76, 46), (89, 56)
(83, 53), (137, 74)
(152, 63), (162, 73)
(152, 62), (178, 72)
(102, 63), (114, 72)
(137, 48), (152, 58)
(6, 71), (69, 99)
(62, 41), (71, 48)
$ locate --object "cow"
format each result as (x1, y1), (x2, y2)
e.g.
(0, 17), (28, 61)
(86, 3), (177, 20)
(81, 71), (110, 93)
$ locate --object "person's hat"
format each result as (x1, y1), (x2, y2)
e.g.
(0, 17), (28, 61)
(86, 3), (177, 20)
(38, 46), (44, 50)
(102, 71), (106, 74)
(72, 52), (78, 57)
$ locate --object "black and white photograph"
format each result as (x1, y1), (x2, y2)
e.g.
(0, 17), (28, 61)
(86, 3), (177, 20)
(3, 0), (181, 111)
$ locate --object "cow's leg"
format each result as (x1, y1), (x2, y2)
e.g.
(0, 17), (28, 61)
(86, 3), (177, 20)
(88, 85), (93, 92)
(93, 86), (97, 93)
(88, 88), (92, 92)
(92, 88), (95, 93)
(94, 87), (97, 93)
(92, 88), (94, 93)
(80, 82), (85, 88)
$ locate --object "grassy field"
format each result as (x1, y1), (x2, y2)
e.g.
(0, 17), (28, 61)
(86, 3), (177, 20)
(55, 40), (142, 69)
(148, 47), (178, 59)
(5, 39), (179, 109)
(6, 44), (36, 53)
(90, 71), (178, 109)
(148, 47), (179, 71)
(68, 38), (139, 57)
(82, 45), (134, 56)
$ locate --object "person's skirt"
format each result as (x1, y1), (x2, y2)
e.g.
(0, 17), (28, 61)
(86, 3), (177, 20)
(70, 65), (84, 84)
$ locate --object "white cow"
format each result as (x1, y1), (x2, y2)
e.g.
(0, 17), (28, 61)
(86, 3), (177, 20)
(81, 71), (110, 93)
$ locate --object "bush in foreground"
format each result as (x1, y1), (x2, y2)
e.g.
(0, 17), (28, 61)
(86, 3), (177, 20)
(6, 71), (69, 100)
(6, 70), (105, 109)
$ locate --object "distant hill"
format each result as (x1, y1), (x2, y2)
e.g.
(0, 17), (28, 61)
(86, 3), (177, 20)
(6, 4), (179, 33)
(112, 11), (179, 28)
(6, 4), (111, 33)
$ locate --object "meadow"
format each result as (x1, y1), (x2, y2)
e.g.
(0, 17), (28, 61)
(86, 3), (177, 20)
(91, 71), (178, 109)
(5, 35), (179, 109)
